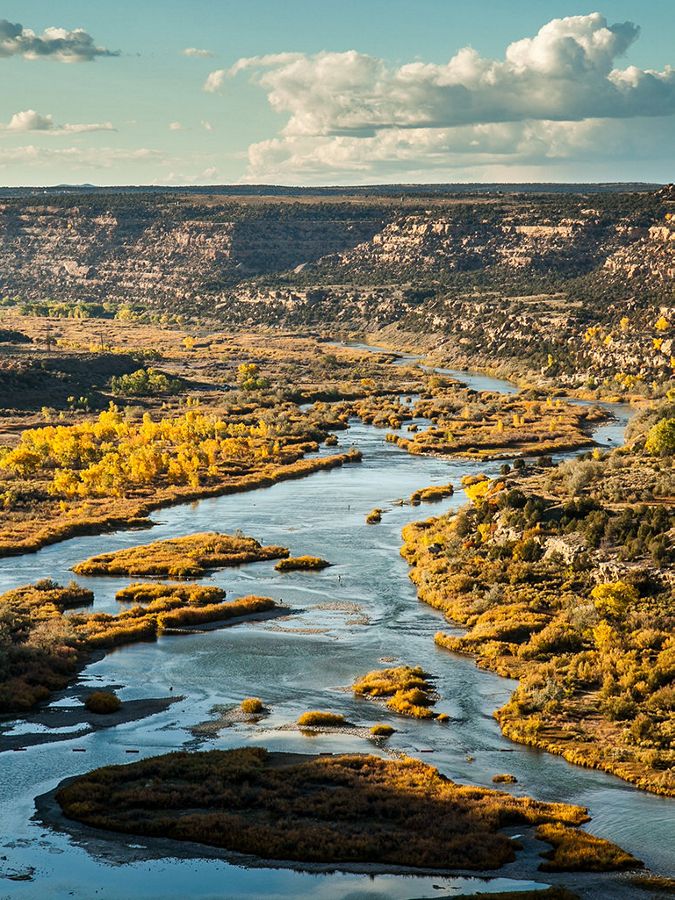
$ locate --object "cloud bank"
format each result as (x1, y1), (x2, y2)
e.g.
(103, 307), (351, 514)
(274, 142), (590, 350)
(219, 13), (675, 180)
(0, 19), (118, 62)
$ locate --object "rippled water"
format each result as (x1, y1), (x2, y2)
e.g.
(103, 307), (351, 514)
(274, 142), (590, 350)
(0, 355), (670, 899)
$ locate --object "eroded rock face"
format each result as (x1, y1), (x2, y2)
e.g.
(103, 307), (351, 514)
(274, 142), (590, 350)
(0, 189), (672, 387)
(0, 198), (385, 307)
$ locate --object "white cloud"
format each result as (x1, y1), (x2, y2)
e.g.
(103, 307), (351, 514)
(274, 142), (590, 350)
(169, 121), (183, 131)
(0, 19), (118, 62)
(2, 109), (114, 134)
(227, 12), (675, 180)
(182, 47), (214, 58)
(203, 69), (226, 92)
(201, 120), (213, 131)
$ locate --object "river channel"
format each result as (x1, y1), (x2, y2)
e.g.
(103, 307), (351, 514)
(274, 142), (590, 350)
(0, 348), (671, 899)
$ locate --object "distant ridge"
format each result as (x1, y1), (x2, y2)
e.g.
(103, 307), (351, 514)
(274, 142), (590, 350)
(0, 181), (662, 198)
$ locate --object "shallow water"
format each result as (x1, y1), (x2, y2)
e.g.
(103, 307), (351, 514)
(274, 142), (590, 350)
(0, 355), (670, 898)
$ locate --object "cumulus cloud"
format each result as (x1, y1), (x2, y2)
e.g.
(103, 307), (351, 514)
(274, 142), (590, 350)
(182, 47), (214, 58)
(203, 68), (226, 92)
(2, 109), (114, 134)
(0, 19), (118, 62)
(226, 12), (675, 180)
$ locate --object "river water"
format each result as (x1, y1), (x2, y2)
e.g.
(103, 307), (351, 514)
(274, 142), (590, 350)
(0, 353), (671, 899)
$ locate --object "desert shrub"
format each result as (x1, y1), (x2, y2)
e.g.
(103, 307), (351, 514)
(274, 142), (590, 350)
(109, 367), (179, 397)
(240, 697), (264, 714)
(84, 691), (121, 714)
(492, 773), (518, 783)
(644, 418), (675, 456)
(602, 696), (638, 721)
(366, 508), (382, 524)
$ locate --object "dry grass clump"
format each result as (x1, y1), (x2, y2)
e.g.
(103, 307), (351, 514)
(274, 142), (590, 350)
(155, 595), (275, 630)
(73, 532), (288, 578)
(115, 583), (225, 605)
(352, 665), (441, 719)
(56, 747), (599, 870)
(536, 823), (642, 871)
(410, 483), (454, 505)
(370, 723), (395, 737)
(366, 508), (382, 524)
(84, 691), (121, 714)
(275, 555), (331, 572)
(297, 711), (348, 727)
(492, 773), (518, 784)
(240, 697), (265, 714)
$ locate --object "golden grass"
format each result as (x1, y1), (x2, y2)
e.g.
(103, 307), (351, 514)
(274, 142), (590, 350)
(275, 555), (331, 571)
(73, 532), (288, 578)
(366, 508), (382, 524)
(492, 774), (518, 784)
(115, 583), (225, 605)
(156, 595), (276, 629)
(55, 747), (597, 870)
(536, 823), (642, 872)
(240, 697), (264, 714)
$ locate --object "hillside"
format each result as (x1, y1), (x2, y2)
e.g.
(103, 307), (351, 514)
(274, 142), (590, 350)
(1, 185), (673, 394)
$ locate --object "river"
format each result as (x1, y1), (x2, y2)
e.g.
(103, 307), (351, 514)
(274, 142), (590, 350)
(0, 351), (671, 899)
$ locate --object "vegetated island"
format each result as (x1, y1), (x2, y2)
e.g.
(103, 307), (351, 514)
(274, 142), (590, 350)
(72, 532), (288, 578)
(352, 665), (447, 720)
(275, 555), (331, 571)
(0, 577), (281, 713)
(386, 386), (608, 460)
(401, 401), (674, 796)
(50, 747), (639, 873)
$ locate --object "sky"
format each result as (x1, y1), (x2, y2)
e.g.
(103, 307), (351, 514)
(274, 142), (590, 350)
(0, 1), (673, 186)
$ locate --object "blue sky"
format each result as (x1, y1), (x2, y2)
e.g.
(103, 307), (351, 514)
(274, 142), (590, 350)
(0, 1), (673, 185)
